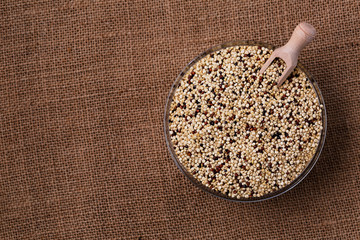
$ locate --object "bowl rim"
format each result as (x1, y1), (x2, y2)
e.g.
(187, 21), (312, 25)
(164, 40), (327, 202)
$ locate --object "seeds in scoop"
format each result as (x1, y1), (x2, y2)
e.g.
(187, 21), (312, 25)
(168, 45), (323, 199)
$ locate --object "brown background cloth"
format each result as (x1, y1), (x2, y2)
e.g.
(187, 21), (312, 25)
(0, 0), (359, 239)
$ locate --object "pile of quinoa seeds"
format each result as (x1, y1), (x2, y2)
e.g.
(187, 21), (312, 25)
(168, 45), (323, 199)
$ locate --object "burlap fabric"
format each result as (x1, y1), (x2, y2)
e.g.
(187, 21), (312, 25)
(0, 0), (359, 239)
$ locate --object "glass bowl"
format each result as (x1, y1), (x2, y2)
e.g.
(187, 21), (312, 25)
(164, 40), (327, 202)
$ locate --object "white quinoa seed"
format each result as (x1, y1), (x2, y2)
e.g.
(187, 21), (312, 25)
(168, 45), (323, 199)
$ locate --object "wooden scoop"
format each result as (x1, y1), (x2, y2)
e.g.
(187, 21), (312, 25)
(259, 22), (316, 87)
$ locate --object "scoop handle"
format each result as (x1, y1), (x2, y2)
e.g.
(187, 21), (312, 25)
(283, 22), (316, 55)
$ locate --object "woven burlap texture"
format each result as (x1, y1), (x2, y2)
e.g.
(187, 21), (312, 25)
(1, 0), (359, 239)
